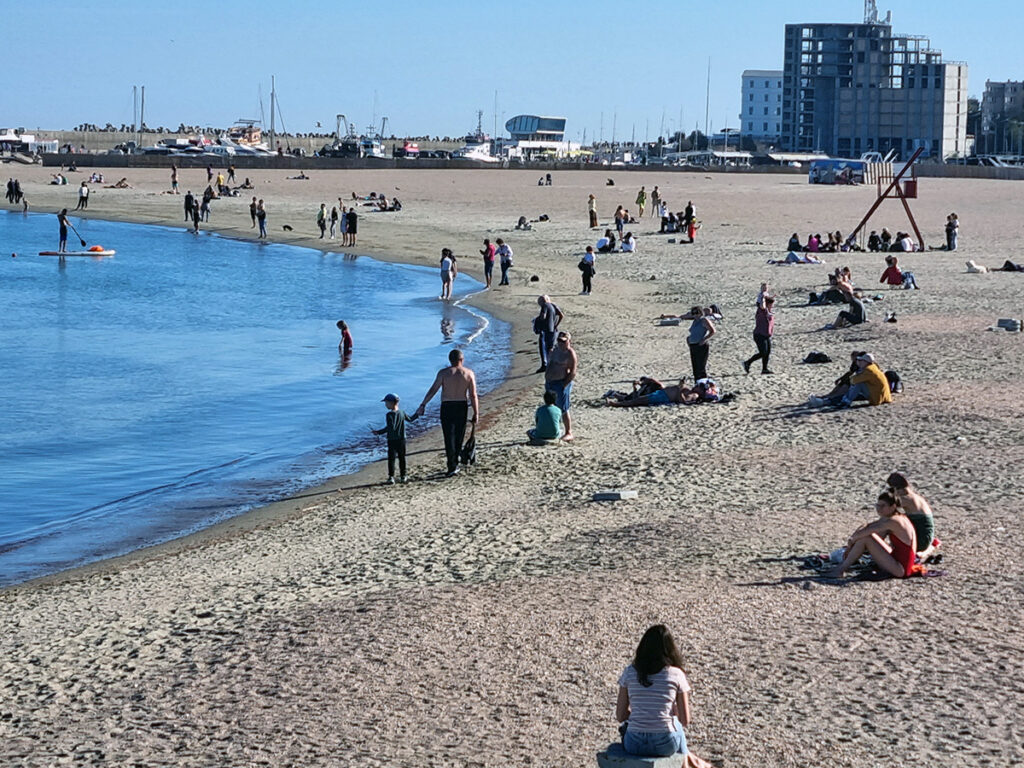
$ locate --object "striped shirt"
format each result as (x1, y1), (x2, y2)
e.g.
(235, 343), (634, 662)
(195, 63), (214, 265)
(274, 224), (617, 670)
(618, 665), (690, 732)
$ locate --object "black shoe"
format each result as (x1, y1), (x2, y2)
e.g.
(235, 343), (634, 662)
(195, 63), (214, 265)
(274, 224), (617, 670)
(761, 369), (775, 375)
(536, 365), (546, 373)
(742, 359), (751, 374)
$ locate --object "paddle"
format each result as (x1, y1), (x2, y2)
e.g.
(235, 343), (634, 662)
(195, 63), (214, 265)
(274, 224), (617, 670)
(68, 220), (86, 247)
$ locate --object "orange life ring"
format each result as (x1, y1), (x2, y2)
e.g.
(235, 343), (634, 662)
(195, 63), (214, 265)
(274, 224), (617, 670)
(88, 245), (104, 252)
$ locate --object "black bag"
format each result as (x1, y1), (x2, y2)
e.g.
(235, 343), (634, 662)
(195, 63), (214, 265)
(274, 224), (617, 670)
(460, 423), (477, 465)
(803, 351), (832, 364)
(533, 315), (545, 335)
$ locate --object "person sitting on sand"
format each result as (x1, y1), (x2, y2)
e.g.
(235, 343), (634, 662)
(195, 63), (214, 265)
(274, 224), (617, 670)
(824, 293), (866, 329)
(836, 352), (891, 408)
(239, 178), (254, 189)
(807, 351), (863, 406)
(804, 234), (820, 253)
(616, 624), (715, 767)
(596, 229), (617, 253)
(828, 491), (923, 579)
(288, 172), (310, 180)
(787, 233), (802, 252)
(868, 231), (882, 252)
(527, 390), (564, 441)
(106, 177), (132, 189)
(887, 472), (939, 560)
(621, 232), (637, 253)
(879, 255), (920, 289)
(515, 215), (532, 231)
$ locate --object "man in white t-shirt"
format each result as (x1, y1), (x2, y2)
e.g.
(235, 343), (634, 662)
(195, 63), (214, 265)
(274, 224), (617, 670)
(75, 181), (89, 210)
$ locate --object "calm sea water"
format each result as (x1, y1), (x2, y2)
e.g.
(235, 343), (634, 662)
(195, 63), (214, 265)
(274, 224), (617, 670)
(0, 210), (510, 586)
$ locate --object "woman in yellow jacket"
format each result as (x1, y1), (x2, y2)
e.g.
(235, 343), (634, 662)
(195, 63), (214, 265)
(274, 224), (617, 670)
(840, 353), (892, 407)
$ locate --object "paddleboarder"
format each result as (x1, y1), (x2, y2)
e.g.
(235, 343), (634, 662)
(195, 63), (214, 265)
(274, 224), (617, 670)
(57, 209), (70, 253)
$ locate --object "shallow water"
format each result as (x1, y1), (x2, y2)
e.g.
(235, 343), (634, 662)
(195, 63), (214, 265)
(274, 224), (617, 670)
(0, 210), (510, 586)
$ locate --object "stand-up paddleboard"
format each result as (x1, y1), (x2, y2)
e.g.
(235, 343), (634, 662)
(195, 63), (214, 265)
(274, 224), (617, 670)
(39, 249), (115, 257)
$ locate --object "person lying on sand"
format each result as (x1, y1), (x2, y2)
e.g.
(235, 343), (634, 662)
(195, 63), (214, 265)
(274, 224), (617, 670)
(288, 172), (310, 180)
(606, 379), (696, 407)
(604, 376), (666, 401)
(828, 491), (924, 579)
(106, 178), (132, 189)
(658, 304), (723, 323)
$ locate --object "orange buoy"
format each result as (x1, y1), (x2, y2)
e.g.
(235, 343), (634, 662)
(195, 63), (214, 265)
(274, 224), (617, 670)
(88, 245), (104, 252)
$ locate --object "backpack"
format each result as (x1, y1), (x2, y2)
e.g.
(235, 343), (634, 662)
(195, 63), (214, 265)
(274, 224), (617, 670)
(885, 370), (904, 394)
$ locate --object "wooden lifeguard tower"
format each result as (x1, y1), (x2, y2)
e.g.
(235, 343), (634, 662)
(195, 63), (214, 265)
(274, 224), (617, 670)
(848, 147), (925, 249)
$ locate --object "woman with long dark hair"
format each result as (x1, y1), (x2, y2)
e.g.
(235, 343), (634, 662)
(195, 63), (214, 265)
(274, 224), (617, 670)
(616, 625), (713, 766)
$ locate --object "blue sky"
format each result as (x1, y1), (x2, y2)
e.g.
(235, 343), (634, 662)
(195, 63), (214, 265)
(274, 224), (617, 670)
(5, 0), (1017, 140)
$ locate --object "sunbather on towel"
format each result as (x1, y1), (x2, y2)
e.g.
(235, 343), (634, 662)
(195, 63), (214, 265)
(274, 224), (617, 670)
(606, 380), (697, 407)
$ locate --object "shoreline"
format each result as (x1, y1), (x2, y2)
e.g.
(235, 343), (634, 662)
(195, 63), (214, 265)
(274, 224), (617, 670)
(2, 202), (541, 594)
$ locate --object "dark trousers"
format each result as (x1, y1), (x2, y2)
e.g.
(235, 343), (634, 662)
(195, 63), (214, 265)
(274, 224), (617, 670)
(689, 342), (710, 380)
(589, 210), (598, 228)
(582, 271), (592, 293)
(440, 401), (468, 472)
(838, 310), (863, 325)
(500, 263), (510, 285)
(387, 438), (407, 478)
(538, 330), (555, 366)
(745, 333), (772, 372)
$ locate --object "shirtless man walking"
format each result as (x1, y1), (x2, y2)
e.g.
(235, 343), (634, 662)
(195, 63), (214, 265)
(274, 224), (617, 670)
(544, 331), (578, 440)
(416, 349), (479, 476)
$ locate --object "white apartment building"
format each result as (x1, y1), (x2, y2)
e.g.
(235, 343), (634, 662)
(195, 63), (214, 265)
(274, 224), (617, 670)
(740, 69), (784, 141)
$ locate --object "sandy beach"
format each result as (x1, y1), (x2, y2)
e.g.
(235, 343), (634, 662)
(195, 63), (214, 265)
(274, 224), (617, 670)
(2, 164), (1024, 767)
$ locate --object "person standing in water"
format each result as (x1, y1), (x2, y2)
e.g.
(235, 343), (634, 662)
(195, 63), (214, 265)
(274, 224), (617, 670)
(415, 349), (479, 477)
(439, 248), (457, 301)
(57, 208), (70, 253)
(337, 320), (353, 356)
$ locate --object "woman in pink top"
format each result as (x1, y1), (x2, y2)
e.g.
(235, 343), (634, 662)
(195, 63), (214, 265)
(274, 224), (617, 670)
(616, 625), (714, 765)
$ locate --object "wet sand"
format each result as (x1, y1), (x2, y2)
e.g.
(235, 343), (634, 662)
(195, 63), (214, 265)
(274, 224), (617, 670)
(2, 166), (1023, 767)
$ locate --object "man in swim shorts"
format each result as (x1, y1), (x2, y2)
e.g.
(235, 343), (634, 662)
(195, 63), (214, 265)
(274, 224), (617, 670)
(544, 331), (578, 440)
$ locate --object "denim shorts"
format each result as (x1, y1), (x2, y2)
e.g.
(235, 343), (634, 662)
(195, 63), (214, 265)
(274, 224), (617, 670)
(622, 719), (687, 757)
(546, 379), (573, 412)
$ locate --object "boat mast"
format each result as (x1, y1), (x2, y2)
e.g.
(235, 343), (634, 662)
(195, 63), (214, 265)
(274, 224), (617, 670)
(270, 75), (276, 153)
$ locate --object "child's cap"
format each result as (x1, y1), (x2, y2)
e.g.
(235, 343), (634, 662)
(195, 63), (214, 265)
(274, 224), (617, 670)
(382, 393), (399, 403)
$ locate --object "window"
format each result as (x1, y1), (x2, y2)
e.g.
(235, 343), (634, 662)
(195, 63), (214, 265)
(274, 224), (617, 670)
(934, 77), (941, 88)
(763, 122), (769, 131)
(777, 80), (782, 87)
(748, 107), (754, 115)
(749, 93), (754, 101)
(776, 107), (781, 115)
(777, 95), (782, 102)
(765, 80), (769, 87)
(764, 94), (769, 101)
(749, 80), (754, 87)
(857, 51), (865, 63)
(748, 122), (754, 131)
(764, 107), (769, 115)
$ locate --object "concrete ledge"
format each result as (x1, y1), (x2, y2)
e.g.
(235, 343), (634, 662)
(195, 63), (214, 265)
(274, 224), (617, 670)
(597, 743), (684, 768)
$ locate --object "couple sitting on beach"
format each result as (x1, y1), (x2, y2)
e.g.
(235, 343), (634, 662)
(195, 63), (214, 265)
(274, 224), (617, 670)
(603, 376), (721, 407)
(806, 351), (898, 409)
(826, 473), (940, 580)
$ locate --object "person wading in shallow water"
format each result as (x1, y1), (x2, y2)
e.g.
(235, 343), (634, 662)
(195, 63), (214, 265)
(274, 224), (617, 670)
(415, 349), (479, 477)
